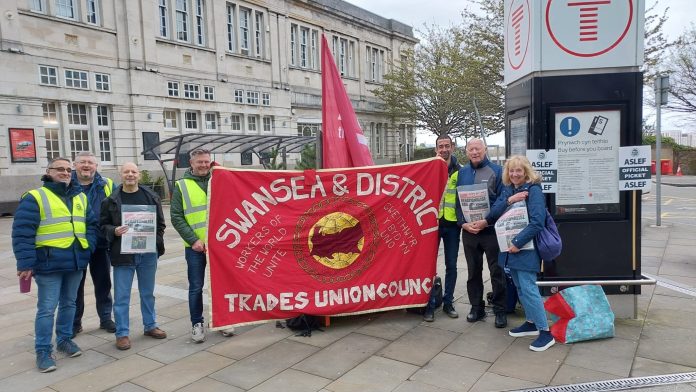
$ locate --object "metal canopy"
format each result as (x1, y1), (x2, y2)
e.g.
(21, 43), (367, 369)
(141, 132), (316, 195)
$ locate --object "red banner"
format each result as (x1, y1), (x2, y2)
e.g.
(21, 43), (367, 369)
(207, 159), (447, 328)
(321, 34), (374, 168)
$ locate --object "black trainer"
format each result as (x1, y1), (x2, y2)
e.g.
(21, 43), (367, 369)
(100, 320), (117, 333)
(423, 308), (435, 322)
(466, 307), (486, 322)
(443, 304), (459, 318)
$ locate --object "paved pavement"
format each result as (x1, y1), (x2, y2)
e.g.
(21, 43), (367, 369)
(1, 181), (695, 392)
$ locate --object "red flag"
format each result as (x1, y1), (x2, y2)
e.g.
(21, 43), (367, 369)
(207, 159), (448, 328)
(321, 34), (374, 168)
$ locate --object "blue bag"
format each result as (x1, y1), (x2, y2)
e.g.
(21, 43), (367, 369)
(536, 210), (562, 261)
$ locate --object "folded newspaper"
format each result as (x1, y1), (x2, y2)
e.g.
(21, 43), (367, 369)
(456, 183), (490, 222)
(121, 204), (157, 254)
(494, 201), (535, 252)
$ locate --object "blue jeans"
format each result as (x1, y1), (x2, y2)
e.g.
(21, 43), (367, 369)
(34, 270), (83, 352)
(439, 224), (461, 306)
(185, 248), (206, 325)
(75, 248), (113, 327)
(113, 253), (158, 337)
(509, 268), (548, 330)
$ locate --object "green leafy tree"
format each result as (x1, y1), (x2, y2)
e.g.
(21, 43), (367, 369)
(294, 143), (316, 169)
(665, 25), (696, 117)
(263, 147), (287, 170)
(643, 1), (683, 85)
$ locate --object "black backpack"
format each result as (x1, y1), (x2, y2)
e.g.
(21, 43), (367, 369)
(285, 314), (323, 337)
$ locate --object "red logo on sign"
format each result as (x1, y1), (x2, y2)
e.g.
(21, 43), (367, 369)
(546, 0), (633, 57)
(506, 0), (530, 70)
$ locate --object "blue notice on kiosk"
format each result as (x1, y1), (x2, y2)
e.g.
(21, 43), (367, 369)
(560, 116), (581, 137)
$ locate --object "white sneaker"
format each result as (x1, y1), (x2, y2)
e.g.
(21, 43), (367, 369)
(191, 322), (206, 343)
(221, 327), (235, 337)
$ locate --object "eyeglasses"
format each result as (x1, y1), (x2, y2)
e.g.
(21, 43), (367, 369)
(49, 167), (72, 173)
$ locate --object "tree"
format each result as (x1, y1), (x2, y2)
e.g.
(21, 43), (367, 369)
(642, 1), (681, 84)
(665, 25), (696, 117)
(294, 143), (316, 169)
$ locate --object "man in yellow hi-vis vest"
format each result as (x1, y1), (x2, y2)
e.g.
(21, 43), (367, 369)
(424, 135), (462, 322)
(171, 148), (234, 343)
(13, 157), (97, 373)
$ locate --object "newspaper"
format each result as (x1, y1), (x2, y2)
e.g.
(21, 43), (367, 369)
(494, 201), (535, 252)
(456, 183), (490, 222)
(121, 204), (157, 254)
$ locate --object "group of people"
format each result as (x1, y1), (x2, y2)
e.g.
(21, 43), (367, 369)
(430, 136), (555, 352)
(13, 148), (229, 373)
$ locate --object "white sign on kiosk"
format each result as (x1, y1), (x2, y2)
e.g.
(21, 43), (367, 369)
(555, 110), (620, 206)
(504, 0), (645, 84)
(618, 145), (651, 191)
(526, 149), (558, 193)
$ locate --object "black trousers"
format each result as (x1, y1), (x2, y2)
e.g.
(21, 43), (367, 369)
(461, 229), (506, 313)
(74, 247), (113, 327)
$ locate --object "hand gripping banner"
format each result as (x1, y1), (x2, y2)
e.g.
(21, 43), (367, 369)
(207, 158), (448, 328)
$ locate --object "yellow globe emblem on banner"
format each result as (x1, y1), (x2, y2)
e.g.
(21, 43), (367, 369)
(308, 212), (365, 269)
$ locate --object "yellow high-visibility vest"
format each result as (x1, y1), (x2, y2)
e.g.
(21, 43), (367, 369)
(26, 187), (88, 249)
(439, 170), (459, 222)
(104, 177), (113, 197)
(176, 179), (207, 247)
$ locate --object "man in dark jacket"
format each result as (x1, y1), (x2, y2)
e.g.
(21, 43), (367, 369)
(171, 148), (234, 343)
(455, 138), (507, 328)
(13, 157), (97, 372)
(100, 162), (167, 351)
(72, 151), (115, 336)
(424, 134), (462, 322)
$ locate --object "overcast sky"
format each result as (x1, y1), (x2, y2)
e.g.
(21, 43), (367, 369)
(346, 0), (695, 144)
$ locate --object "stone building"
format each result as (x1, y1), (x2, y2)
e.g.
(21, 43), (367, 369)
(0, 0), (417, 212)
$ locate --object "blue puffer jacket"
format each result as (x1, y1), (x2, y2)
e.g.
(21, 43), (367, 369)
(455, 156), (503, 228)
(488, 182), (546, 272)
(13, 178), (97, 274)
(72, 171), (112, 249)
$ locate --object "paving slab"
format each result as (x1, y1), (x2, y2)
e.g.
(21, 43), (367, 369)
(469, 371), (544, 392)
(137, 329), (231, 364)
(131, 351), (234, 392)
(209, 339), (319, 389)
(393, 380), (453, 392)
(355, 310), (423, 341)
(292, 332), (389, 380)
(175, 376), (245, 392)
(247, 368), (332, 392)
(409, 352), (491, 391)
(563, 336), (638, 377)
(50, 354), (162, 392)
(378, 325), (458, 366)
(324, 355), (419, 392)
(287, 314), (370, 348)
(550, 364), (621, 386)
(638, 323), (696, 368)
(631, 357), (696, 377)
(488, 338), (570, 385)
(443, 321), (516, 363)
(206, 322), (294, 360)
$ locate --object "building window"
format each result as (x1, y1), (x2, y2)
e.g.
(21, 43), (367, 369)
(290, 23), (319, 70)
(297, 123), (320, 137)
(375, 123), (382, 155)
(65, 69), (88, 89)
(97, 105), (111, 162)
(241, 151), (252, 165)
(194, 0), (205, 45)
(167, 81), (179, 97)
(311, 30), (318, 69)
(185, 111), (198, 130)
(203, 85), (214, 101)
(254, 11), (263, 57)
(159, 0), (168, 37)
(175, 0), (189, 41)
(262, 116), (272, 132)
(239, 8), (250, 53)
(205, 113), (217, 130)
(290, 25), (296, 66)
(95, 73), (110, 91)
(39, 65), (58, 86)
(86, 0), (99, 25)
(226, 3), (236, 52)
(31, 0), (46, 13)
(230, 114), (242, 131)
(43, 103), (60, 160)
(234, 89), (244, 103)
(163, 110), (178, 128)
(67, 104), (89, 159)
(247, 115), (257, 132)
(332, 35), (356, 77)
(366, 45), (385, 83)
(246, 91), (259, 105)
(262, 92), (270, 106)
(183, 83), (200, 99)
(56, 0), (75, 19)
